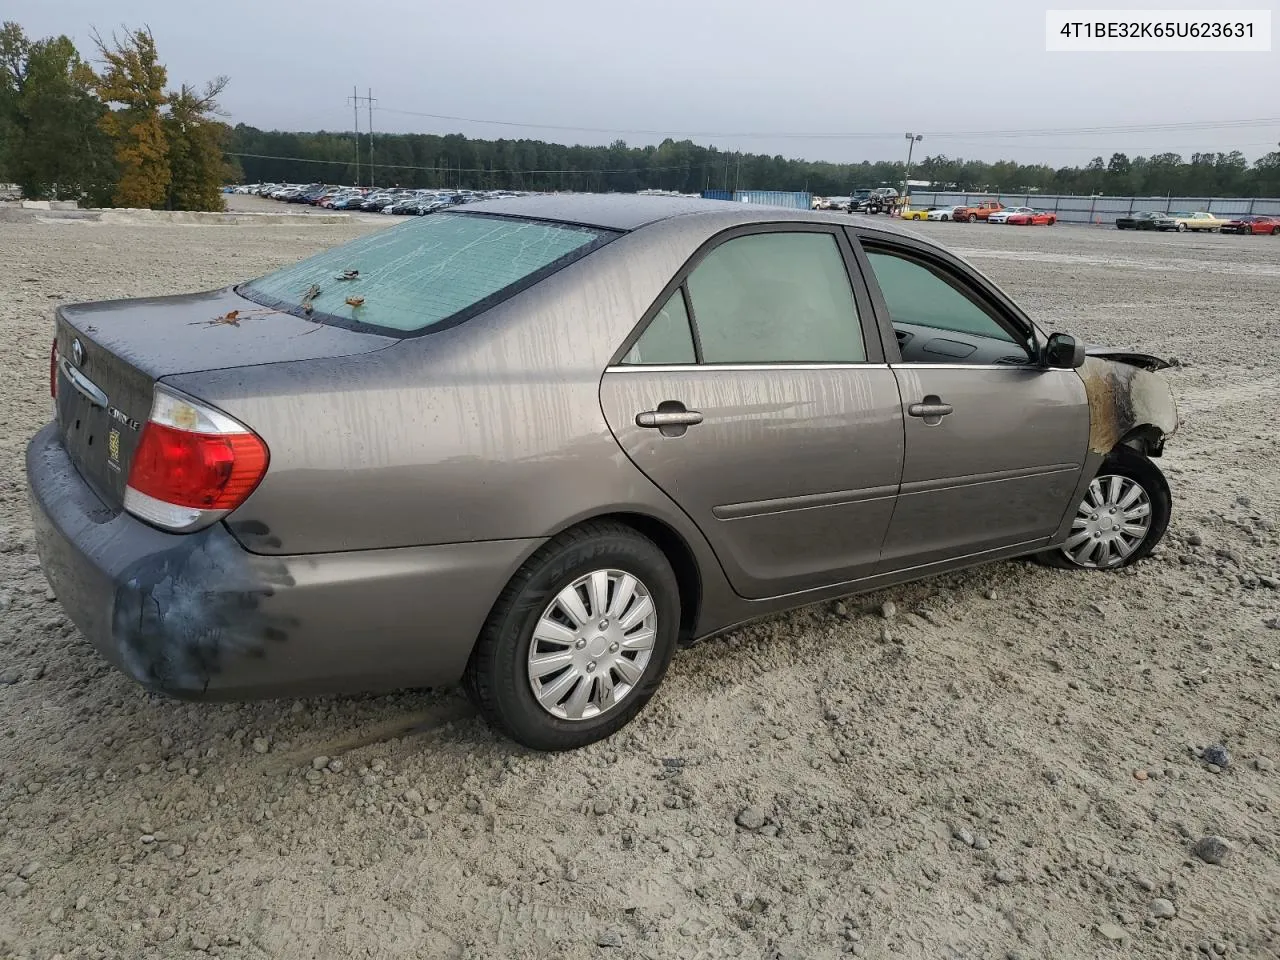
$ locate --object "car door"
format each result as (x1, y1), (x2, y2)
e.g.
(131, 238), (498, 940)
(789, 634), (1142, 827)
(599, 225), (905, 600)
(848, 231), (1090, 571)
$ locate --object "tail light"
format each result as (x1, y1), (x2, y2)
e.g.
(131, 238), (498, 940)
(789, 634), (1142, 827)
(50, 339), (58, 399)
(124, 386), (269, 532)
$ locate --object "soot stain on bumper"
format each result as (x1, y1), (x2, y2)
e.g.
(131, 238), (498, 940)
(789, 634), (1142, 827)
(111, 529), (297, 695)
(1079, 356), (1179, 456)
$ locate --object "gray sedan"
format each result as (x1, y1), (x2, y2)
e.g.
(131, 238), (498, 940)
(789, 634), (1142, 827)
(27, 196), (1177, 750)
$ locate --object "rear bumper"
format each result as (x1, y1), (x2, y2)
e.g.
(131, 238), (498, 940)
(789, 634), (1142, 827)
(27, 422), (542, 700)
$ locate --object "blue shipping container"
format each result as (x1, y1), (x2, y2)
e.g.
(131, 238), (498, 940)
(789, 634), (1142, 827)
(701, 189), (733, 201)
(732, 190), (811, 210)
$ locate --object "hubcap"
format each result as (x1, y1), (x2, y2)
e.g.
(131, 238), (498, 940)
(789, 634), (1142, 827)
(526, 569), (657, 721)
(1060, 474), (1152, 568)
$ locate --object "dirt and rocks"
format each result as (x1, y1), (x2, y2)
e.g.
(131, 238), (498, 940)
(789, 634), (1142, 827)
(0, 215), (1277, 960)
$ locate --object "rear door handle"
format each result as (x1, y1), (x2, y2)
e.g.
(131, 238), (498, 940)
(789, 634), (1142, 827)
(636, 410), (704, 428)
(635, 402), (703, 437)
(907, 395), (953, 425)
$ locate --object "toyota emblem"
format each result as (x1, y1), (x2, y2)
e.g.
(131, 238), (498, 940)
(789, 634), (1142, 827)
(71, 338), (85, 367)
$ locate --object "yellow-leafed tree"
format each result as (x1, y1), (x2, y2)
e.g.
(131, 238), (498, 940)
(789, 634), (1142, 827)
(93, 26), (168, 208)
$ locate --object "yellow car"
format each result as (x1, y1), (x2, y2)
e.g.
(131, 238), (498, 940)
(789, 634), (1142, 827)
(900, 207), (936, 221)
(1170, 211), (1230, 232)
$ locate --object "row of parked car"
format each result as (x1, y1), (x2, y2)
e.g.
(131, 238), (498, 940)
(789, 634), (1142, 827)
(230, 183), (533, 217)
(898, 202), (1058, 225)
(894, 200), (1278, 233)
(1113, 210), (1280, 234)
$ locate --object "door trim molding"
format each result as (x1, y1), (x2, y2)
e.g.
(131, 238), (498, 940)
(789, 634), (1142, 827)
(899, 463), (1079, 496)
(713, 483), (899, 520)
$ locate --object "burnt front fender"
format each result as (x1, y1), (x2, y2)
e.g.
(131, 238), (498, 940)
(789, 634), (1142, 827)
(1078, 356), (1179, 456)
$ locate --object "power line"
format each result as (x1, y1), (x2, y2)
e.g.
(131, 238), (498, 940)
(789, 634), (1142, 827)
(374, 106), (1280, 142)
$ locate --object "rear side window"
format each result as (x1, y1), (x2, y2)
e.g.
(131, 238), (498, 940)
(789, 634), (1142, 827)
(686, 232), (865, 364)
(623, 291), (696, 365)
(241, 213), (614, 334)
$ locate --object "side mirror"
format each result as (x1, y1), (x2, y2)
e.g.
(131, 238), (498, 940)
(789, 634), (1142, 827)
(1044, 332), (1087, 369)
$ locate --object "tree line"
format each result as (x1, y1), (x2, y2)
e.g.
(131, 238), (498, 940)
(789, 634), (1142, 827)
(229, 126), (1280, 199)
(0, 21), (231, 209)
(3, 17), (1278, 205)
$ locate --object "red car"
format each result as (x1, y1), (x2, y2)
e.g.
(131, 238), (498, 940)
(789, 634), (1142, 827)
(1221, 215), (1280, 235)
(1007, 211), (1057, 226)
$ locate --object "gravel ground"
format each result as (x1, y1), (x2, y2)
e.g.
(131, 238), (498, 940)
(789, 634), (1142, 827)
(1, 213), (1278, 960)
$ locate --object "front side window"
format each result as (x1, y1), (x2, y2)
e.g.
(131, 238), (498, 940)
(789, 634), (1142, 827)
(241, 213), (614, 334)
(685, 232), (865, 364)
(864, 249), (1025, 365)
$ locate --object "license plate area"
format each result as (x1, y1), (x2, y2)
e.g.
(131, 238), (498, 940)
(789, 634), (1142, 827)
(57, 373), (127, 506)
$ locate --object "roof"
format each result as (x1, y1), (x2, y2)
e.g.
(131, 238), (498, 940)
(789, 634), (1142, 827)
(459, 193), (920, 237)
(458, 194), (741, 230)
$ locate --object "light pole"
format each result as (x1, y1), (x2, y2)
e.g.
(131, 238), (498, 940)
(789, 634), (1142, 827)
(903, 133), (923, 205)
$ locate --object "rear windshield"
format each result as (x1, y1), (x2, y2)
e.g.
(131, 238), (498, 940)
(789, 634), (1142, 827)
(240, 212), (614, 334)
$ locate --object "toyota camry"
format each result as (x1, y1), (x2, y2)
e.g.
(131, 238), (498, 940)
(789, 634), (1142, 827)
(28, 196), (1178, 750)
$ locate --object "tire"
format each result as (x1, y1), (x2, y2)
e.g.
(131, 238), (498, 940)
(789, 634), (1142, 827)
(968, 213), (978, 223)
(1035, 447), (1170, 571)
(1176, 223), (1187, 232)
(465, 521), (680, 751)
(940, 214), (949, 221)
(1272, 227), (1279, 236)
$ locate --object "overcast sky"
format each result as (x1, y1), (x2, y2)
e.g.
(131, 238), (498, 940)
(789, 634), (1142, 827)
(10, 0), (1278, 166)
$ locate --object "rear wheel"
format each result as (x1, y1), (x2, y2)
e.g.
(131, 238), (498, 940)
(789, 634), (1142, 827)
(1176, 222), (1187, 232)
(1036, 448), (1170, 571)
(466, 522), (679, 750)
(1272, 227), (1280, 236)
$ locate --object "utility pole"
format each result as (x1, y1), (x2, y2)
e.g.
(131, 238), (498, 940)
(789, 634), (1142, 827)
(903, 133), (923, 207)
(367, 88), (376, 188)
(348, 86), (360, 186)
(347, 88), (377, 186)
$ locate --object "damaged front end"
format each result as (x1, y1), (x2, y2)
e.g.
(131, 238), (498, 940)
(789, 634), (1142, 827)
(1078, 350), (1179, 456)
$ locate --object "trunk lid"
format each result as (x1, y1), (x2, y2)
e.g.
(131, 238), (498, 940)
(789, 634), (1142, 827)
(54, 286), (395, 508)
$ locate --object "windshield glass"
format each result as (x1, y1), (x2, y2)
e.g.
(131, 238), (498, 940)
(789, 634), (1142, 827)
(241, 213), (614, 334)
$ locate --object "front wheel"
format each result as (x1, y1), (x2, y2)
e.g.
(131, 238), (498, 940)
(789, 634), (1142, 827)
(968, 213), (978, 223)
(466, 522), (679, 750)
(1036, 448), (1170, 571)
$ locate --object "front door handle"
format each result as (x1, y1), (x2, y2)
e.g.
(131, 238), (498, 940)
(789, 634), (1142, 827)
(907, 395), (954, 425)
(636, 401), (703, 437)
